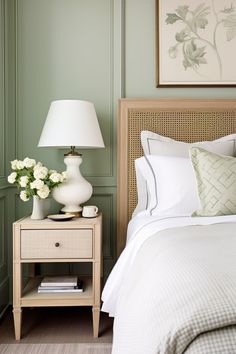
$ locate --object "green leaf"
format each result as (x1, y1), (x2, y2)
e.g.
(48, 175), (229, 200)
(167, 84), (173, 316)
(190, 3), (210, 31)
(197, 57), (207, 64)
(194, 17), (208, 29)
(175, 5), (189, 19)
(183, 40), (207, 70)
(175, 29), (189, 42)
(183, 57), (192, 70)
(166, 13), (182, 24)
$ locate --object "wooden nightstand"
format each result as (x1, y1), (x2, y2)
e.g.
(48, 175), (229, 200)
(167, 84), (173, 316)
(12, 214), (102, 340)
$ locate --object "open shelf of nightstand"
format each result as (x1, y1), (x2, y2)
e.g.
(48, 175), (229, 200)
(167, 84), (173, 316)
(21, 276), (93, 307)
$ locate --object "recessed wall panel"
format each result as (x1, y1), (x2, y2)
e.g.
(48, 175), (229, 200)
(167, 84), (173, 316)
(16, 0), (114, 181)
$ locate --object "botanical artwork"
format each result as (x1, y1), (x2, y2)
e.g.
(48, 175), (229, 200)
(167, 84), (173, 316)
(157, 0), (236, 86)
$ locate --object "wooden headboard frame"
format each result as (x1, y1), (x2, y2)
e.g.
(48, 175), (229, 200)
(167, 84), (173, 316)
(117, 98), (236, 256)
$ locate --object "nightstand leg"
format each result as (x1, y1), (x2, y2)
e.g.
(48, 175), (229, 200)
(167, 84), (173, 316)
(92, 307), (100, 337)
(13, 308), (22, 340)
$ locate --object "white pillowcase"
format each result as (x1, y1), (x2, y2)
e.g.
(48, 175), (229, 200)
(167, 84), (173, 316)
(132, 132), (236, 217)
(132, 166), (149, 217)
(135, 155), (199, 217)
(141, 131), (236, 156)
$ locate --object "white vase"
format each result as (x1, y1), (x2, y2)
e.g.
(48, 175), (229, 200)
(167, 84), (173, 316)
(52, 155), (92, 213)
(31, 195), (50, 220)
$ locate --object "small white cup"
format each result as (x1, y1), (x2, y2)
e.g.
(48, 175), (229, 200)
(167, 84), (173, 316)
(82, 205), (99, 218)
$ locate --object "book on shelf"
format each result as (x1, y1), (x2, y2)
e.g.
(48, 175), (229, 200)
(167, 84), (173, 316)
(38, 279), (84, 293)
(38, 288), (83, 293)
(40, 275), (78, 287)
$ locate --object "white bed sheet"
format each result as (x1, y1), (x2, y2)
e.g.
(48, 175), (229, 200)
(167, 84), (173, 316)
(101, 214), (236, 316)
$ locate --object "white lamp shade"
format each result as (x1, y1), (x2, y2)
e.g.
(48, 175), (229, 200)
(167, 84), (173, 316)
(38, 100), (105, 148)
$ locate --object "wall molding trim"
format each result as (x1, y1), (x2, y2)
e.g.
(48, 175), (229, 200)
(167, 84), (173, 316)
(0, 0), (6, 179)
(0, 196), (6, 268)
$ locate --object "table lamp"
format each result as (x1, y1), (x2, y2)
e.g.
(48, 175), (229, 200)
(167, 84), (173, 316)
(38, 100), (105, 215)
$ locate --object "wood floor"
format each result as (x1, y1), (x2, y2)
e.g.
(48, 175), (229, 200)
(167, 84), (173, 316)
(0, 307), (113, 344)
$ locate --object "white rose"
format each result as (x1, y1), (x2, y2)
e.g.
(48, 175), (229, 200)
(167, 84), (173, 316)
(33, 162), (43, 170)
(62, 171), (67, 180)
(16, 160), (24, 170)
(19, 176), (29, 187)
(8, 172), (17, 184)
(33, 166), (48, 180)
(11, 159), (18, 170)
(49, 169), (57, 174)
(20, 190), (29, 202)
(23, 157), (36, 168)
(49, 172), (62, 183)
(30, 179), (44, 190)
(37, 185), (50, 199)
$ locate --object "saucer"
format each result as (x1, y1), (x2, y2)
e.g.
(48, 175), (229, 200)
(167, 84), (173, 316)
(47, 214), (75, 221)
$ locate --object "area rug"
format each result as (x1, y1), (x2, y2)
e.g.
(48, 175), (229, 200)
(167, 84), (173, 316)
(0, 343), (112, 354)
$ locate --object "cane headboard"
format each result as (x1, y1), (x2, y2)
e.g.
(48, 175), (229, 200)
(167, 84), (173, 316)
(117, 98), (236, 256)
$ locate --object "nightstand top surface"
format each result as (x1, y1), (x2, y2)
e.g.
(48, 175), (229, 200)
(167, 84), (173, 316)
(14, 214), (102, 227)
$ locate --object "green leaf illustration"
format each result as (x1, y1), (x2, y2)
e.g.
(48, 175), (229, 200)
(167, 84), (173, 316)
(192, 3), (211, 18)
(175, 5), (189, 19)
(175, 29), (189, 42)
(183, 40), (207, 70)
(166, 13), (182, 24)
(188, 3), (211, 32)
(195, 17), (208, 29)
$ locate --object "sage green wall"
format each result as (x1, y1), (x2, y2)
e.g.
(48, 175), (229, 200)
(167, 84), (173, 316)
(12, 0), (122, 282)
(0, 0), (8, 317)
(0, 0), (17, 317)
(1, 0), (236, 314)
(125, 0), (236, 98)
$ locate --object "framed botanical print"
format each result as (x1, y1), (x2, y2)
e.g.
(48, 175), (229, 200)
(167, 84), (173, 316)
(157, 0), (236, 86)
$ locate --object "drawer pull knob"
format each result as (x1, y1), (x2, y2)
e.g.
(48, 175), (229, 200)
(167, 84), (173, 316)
(55, 242), (60, 247)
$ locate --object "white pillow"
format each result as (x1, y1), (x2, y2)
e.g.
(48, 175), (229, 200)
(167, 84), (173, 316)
(141, 131), (236, 157)
(132, 166), (148, 217)
(132, 132), (236, 217)
(135, 155), (199, 217)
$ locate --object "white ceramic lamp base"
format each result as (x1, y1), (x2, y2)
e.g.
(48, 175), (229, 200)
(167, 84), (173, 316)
(52, 155), (92, 213)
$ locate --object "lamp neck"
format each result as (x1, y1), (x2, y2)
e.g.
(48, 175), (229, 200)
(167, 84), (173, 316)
(64, 146), (82, 156)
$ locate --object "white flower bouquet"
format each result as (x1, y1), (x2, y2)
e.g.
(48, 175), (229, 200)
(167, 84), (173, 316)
(8, 157), (67, 201)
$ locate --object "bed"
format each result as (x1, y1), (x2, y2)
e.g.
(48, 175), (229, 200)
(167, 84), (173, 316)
(102, 99), (236, 354)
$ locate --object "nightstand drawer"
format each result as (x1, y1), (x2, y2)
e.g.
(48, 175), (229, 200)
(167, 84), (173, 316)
(21, 229), (93, 259)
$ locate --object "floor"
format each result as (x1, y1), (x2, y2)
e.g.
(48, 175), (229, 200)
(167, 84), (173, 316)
(0, 307), (113, 344)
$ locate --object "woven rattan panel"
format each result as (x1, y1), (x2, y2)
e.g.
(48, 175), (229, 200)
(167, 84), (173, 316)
(128, 109), (236, 219)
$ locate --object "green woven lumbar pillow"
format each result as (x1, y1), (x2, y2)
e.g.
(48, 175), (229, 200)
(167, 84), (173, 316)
(190, 147), (236, 217)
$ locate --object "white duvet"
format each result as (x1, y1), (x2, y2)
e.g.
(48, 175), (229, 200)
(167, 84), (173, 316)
(102, 215), (236, 353)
